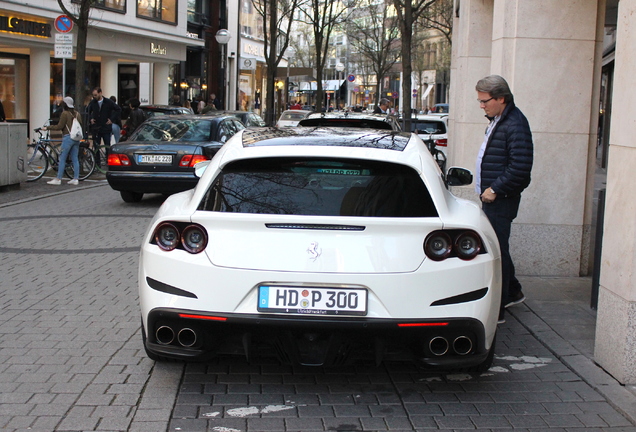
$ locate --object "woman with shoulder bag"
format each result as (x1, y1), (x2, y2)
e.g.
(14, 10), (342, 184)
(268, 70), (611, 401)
(43, 96), (82, 185)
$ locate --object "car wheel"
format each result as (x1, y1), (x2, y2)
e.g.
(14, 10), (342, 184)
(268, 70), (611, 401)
(120, 190), (143, 203)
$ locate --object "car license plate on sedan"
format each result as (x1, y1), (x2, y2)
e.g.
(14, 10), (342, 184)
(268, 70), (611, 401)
(258, 285), (367, 316)
(138, 154), (172, 164)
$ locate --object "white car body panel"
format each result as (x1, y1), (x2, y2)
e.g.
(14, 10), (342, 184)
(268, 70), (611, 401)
(139, 128), (501, 366)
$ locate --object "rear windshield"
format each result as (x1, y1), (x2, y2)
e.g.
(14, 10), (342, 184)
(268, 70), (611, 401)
(198, 157), (438, 217)
(410, 120), (446, 134)
(299, 118), (393, 130)
(131, 119), (213, 142)
(281, 112), (307, 121)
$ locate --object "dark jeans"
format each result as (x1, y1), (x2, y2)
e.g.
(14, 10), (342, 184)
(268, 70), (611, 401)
(92, 131), (112, 166)
(482, 195), (522, 317)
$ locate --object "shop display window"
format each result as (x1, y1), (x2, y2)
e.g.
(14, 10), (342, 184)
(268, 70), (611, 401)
(0, 57), (27, 121)
(138, 0), (177, 24)
(72, 0), (126, 12)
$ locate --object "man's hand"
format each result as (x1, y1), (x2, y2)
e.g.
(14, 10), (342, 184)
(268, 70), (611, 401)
(481, 187), (497, 203)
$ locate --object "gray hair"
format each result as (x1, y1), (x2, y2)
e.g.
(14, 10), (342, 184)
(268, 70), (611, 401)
(476, 75), (514, 104)
(379, 98), (390, 106)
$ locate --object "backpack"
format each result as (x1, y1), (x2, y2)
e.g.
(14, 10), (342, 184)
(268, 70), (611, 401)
(68, 112), (84, 141)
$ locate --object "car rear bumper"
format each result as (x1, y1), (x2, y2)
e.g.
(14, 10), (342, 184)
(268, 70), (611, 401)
(143, 307), (491, 367)
(106, 171), (198, 194)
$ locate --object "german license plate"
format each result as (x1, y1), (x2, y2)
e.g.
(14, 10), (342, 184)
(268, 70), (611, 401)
(258, 285), (367, 316)
(138, 154), (172, 164)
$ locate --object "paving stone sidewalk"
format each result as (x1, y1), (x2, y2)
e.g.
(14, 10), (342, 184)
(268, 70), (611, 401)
(1, 183), (636, 431)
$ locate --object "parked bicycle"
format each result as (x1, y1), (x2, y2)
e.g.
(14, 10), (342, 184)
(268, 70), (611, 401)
(424, 134), (447, 172)
(26, 127), (96, 182)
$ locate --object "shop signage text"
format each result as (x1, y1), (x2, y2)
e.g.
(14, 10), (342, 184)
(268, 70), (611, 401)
(0, 15), (51, 38)
(242, 42), (264, 59)
(150, 43), (167, 55)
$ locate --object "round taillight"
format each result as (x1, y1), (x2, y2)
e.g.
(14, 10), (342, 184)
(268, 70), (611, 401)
(154, 223), (180, 251)
(181, 224), (208, 254)
(455, 231), (482, 260)
(424, 232), (452, 261)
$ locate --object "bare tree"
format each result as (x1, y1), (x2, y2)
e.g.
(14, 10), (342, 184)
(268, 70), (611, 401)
(56, 0), (93, 109)
(392, 0), (437, 128)
(421, 0), (453, 44)
(298, 0), (351, 112)
(347, 0), (400, 106)
(252, 0), (304, 125)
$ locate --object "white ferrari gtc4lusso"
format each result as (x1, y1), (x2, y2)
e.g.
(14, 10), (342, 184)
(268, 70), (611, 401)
(139, 126), (501, 370)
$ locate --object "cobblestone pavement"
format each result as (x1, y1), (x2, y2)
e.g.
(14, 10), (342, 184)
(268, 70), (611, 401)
(1, 182), (635, 431)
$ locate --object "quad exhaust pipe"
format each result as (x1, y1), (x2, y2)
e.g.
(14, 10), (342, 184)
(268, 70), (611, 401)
(156, 325), (198, 347)
(429, 335), (474, 356)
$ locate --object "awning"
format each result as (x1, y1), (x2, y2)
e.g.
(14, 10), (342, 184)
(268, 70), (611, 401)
(322, 80), (345, 91)
(300, 82), (318, 91)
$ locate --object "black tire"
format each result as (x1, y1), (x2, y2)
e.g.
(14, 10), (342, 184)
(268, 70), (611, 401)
(120, 190), (143, 203)
(65, 146), (96, 180)
(26, 144), (48, 182)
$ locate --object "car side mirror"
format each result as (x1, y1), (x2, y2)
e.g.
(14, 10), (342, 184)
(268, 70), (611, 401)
(446, 167), (473, 186)
(194, 160), (211, 178)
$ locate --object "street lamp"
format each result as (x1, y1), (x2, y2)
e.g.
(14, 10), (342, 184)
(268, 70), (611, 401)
(215, 29), (231, 109)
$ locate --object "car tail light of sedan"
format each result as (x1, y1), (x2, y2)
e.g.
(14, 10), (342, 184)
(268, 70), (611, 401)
(435, 138), (448, 147)
(108, 154), (131, 166)
(179, 155), (210, 167)
(152, 222), (208, 254)
(424, 230), (484, 261)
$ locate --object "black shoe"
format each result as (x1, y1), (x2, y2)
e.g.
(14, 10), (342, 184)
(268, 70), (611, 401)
(505, 291), (526, 308)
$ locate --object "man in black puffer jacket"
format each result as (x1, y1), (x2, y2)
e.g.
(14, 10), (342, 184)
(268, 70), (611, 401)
(475, 75), (533, 324)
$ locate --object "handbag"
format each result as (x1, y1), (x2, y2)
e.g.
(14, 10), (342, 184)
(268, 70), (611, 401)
(69, 113), (84, 141)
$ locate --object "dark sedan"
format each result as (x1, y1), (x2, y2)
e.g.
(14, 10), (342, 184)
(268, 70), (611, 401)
(210, 110), (266, 127)
(140, 105), (194, 118)
(106, 114), (245, 202)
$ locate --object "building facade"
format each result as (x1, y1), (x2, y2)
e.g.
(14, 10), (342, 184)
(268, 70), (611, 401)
(0, 0), (204, 138)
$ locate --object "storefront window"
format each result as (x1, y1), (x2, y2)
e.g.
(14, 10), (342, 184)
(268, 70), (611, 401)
(0, 57), (28, 121)
(137, 0), (177, 24)
(72, 0), (126, 12)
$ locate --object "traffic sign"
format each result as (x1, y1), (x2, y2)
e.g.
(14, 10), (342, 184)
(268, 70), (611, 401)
(54, 15), (73, 33)
(412, 89), (418, 95)
(54, 44), (73, 58)
(391, 92), (399, 99)
(55, 33), (73, 44)
(347, 74), (355, 82)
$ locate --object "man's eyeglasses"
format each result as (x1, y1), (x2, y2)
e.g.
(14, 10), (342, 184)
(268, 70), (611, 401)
(478, 97), (494, 105)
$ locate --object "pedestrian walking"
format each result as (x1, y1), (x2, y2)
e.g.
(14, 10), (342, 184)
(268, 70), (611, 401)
(373, 98), (390, 114)
(43, 96), (82, 185)
(87, 87), (120, 166)
(109, 95), (122, 144)
(124, 98), (146, 138)
(475, 74), (533, 323)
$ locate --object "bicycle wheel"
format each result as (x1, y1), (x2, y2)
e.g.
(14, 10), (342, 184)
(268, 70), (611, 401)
(26, 144), (49, 182)
(65, 146), (96, 180)
(434, 150), (447, 173)
(93, 144), (109, 174)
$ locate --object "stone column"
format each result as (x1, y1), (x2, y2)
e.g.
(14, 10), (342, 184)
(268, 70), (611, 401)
(153, 63), (170, 105)
(100, 56), (119, 98)
(453, 0), (601, 276)
(595, 0), (636, 385)
(29, 48), (50, 140)
(448, 0), (494, 176)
